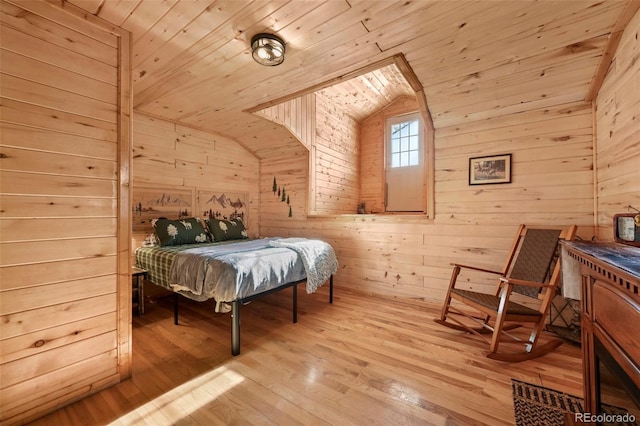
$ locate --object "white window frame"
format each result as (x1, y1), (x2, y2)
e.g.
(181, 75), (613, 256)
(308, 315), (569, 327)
(387, 112), (423, 169)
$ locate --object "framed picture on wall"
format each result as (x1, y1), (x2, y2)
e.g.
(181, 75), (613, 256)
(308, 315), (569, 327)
(469, 154), (512, 185)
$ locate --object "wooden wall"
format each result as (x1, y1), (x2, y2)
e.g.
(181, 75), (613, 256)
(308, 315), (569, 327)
(254, 95), (315, 219)
(0, 1), (131, 424)
(595, 9), (640, 239)
(256, 90), (360, 216)
(258, 11), (640, 303)
(260, 147), (310, 227)
(1, 3), (636, 425)
(260, 99), (597, 302)
(132, 113), (260, 240)
(254, 94), (315, 150)
(312, 91), (360, 215)
(360, 96), (420, 213)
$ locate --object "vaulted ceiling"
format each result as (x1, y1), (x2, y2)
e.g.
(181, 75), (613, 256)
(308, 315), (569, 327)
(69, 0), (636, 158)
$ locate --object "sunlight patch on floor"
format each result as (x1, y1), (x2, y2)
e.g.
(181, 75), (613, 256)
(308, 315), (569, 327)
(110, 366), (245, 425)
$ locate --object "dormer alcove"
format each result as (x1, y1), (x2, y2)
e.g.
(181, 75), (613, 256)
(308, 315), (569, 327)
(248, 55), (435, 217)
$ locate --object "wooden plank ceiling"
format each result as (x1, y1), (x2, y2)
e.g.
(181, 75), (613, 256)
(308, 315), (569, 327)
(68, 0), (633, 158)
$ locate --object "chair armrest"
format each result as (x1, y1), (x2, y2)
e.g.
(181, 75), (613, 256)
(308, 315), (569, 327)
(451, 263), (503, 275)
(499, 277), (550, 288)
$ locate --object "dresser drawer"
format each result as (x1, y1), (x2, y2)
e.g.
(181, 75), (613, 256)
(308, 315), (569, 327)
(593, 280), (640, 365)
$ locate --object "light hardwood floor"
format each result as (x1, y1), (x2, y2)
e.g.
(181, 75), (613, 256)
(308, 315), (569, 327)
(29, 285), (582, 425)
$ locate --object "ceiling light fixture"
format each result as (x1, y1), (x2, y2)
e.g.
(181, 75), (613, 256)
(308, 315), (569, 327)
(251, 33), (285, 66)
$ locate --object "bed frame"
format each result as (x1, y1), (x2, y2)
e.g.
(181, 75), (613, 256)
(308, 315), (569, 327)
(173, 275), (334, 355)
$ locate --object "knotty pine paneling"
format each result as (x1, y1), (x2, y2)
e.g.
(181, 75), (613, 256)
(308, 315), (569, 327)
(256, 91), (348, 216)
(129, 0), (259, 100)
(130, 1), (214, 69)
(132, 113), (260, 240)
(312, 91), (360, 215)
(260, 100), (596, 302)
(0, 1), (130, 424)
(260, 150), (310, 226)
(254, 93), (315, 150)
(0, 257), (117, 293)
(360, 96), (420, 213)
(58, 0), (630, 157)
(595, 9), (640, 240)
(1, 123), (118, 160)
(2, 352), (118, 424)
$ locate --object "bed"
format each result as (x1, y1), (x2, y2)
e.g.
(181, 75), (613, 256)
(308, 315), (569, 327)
(135, 226), (338, 355)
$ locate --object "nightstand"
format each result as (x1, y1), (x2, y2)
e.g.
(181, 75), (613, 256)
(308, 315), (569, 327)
(132, 267), (147, 316)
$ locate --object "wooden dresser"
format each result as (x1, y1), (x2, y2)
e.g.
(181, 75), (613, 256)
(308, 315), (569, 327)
(561, 241), (640, 419)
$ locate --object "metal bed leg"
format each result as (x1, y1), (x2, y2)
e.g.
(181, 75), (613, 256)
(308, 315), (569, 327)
(231, 300), (241, 356)
(174, 293), (179, 325)
(330, 275), (333, 304)
(293, 283), (298, 323)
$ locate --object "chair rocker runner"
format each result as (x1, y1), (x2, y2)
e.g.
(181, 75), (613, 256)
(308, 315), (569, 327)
(434, 224), (578, 362)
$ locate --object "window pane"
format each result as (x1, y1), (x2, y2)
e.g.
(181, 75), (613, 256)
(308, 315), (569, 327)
(392, 153), (400, 168)
(392, 138), (400, 154)
(409, 151), (419, 165)
(409, 135), (418, 150)
(387, 114), (424, 170)
(400, 123), (409, 138)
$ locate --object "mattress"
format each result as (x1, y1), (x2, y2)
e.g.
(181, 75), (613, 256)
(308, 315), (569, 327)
(135, 237), (324, 303)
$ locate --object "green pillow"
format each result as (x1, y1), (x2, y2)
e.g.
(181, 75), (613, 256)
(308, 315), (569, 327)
(153, 217), (209, 246)
(205, 218), (248, 242)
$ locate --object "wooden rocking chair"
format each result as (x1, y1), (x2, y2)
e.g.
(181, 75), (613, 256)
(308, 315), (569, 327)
(434, 224), (578, 362)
